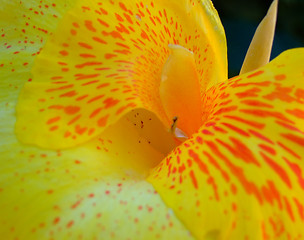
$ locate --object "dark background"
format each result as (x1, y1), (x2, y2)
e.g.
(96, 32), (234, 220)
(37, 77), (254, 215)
(212, 0), (304, 77)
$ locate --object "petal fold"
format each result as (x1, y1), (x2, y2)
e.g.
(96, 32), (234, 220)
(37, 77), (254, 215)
(15, 0), (227, 149)
(149, 48), (304, 240)
(0, 2), (195, 236)
(0, 0), (77, 146)
(1, 105), (194, 239)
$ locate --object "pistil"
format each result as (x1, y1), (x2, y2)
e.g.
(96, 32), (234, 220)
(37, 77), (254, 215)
(160, 44), (203, 138)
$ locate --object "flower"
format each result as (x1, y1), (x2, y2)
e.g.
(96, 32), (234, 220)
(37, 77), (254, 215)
(1, 0), (304, 239)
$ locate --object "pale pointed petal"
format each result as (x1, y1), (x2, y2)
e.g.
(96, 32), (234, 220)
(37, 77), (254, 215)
(240, 0), (278, 74)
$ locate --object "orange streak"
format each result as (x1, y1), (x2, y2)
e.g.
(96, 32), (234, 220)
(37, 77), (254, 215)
(284, 197), (295, 222)
(286, 108), (304, 119)
(68, 114), (81, 125)
(97, 18), (109, 27)
(47, 116), (61, 125)
(46, 84), (74, 92)
(78, 42), (93, 49)
(247, 70), (264, 78)
(223, 115), (265, 129)
(281, 133), (304, 146)
(221, 122), (250, 137)
(87, 95), (104, 104)
(92, 36), (107, 45)
(189, 170), (198, 189)
(75, 61), (103, 69)
(79, 53), (96, 58)
(260, 152), (292, 188)
(49, 126), (59, 131)
(75, 73), (100, 80)
(206, 141), (263, 204)
(90, 108), (102, 118)
(188, 149), (209, 174)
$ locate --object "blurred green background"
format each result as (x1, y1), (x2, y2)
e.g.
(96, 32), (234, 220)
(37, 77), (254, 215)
(212, 0), (304, 77)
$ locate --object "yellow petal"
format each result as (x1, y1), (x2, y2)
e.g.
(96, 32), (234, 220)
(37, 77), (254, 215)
(0, 0), (76, 83)
(240, 0), (278, 74)
(1, 38), (191, 239)
(0, 3), (190, 236)
(15, 0), (227, 149)
(0, 3), (194, 236)
(1, 103), (194, 239)
(0, 0), (77, 142)
(149, 48), (304, 239)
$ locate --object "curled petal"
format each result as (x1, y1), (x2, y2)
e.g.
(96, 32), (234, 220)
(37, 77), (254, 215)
(15, 0), (227, 149)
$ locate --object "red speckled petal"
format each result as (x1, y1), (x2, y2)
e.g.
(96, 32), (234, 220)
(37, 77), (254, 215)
(1, 108), (194, 239)
(0, 2), (191, 238)
(148, 48), (304, 240)
(15, 0), (227, 149)
(0, 0), (78, 119)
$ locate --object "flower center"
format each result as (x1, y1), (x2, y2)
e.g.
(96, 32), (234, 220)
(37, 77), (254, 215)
(160, 44), (203, 139)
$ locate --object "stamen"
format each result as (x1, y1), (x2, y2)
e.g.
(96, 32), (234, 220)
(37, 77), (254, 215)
(170, 116), (188, 141)
(170, 116), (178, 134)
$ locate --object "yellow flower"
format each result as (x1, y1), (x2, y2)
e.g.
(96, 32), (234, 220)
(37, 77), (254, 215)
(1, 0), (304, 239)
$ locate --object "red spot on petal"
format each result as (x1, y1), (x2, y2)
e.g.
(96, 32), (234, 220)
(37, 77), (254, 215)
(103, 98), (119, 108)
(85, 20), (96, 32)
(66, 220), (74, 228)
(52, 217), (60, 225)
(105, 53), (117, 59)
(59, 50), (69, 56)
(64, 106), (80, 115)
(97, 115), (109, 127)
(88, 193), (95, 198)
(49, 126), (59, 131)
(247, 70), (264, 78)
(274, 74), (286, 81)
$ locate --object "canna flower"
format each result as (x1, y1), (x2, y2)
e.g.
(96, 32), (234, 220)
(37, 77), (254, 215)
(1, 0), (304, 239)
